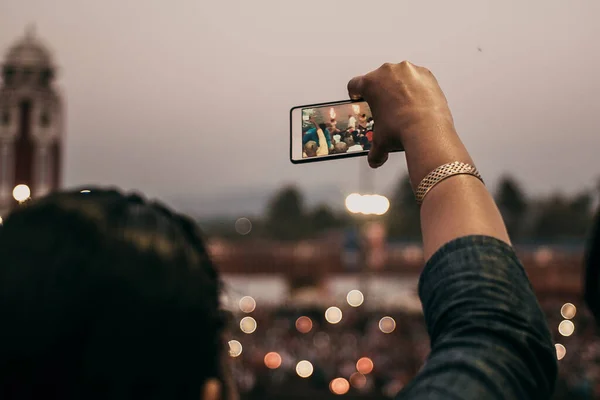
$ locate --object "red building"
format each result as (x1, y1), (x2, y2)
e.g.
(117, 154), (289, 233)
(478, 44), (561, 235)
(0, 27), (64, 219)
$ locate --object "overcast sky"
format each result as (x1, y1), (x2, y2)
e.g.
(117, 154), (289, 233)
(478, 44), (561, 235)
(1, 0), (599, 216)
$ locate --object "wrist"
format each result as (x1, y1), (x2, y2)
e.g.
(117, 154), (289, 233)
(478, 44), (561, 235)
(402, 125), (474, 191)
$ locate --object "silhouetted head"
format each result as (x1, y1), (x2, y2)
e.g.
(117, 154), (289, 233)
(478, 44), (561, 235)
(318, 123), (328, 132)
(0, 188), (232, 399)
(584, 208), (600, 326)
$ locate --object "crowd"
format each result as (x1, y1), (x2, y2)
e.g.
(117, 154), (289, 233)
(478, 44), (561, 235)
(302, 112), (374, 158)
(228, 307), (428, 399)
(228, 304), (600, 399)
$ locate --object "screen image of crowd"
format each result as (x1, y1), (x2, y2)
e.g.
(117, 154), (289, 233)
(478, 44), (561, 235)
(301, 102), (374, 158)
(223, 292), (600, 399)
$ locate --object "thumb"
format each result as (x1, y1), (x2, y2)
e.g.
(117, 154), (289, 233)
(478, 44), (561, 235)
(367, 133), (389, 169)
(347, 75), (366, 100)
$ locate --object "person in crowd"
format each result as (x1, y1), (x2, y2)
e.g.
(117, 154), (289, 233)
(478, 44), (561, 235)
(344, 136), (364, 153)
(333, 141), (348, 154)
(302, 121), (332, 152)
(0, 61), (557, 399)
(359, 135), (371, 151)
(346, 61), (556, 399)
(328, 119), (341, 136)
(358, 113), (368, 130)
(347, 113), (357, 130)
(0, 190), (237, 399)
(302, 118), (329, 157)
(366, 116), (374, 130)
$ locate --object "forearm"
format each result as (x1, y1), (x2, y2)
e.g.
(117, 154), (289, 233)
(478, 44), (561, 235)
(399, 236), (558, 399)
(316, 130), (329, 155)
(402, 119), (510, 260)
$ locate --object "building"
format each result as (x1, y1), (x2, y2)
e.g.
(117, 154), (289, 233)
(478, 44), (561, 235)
(0, 26), (64, 219)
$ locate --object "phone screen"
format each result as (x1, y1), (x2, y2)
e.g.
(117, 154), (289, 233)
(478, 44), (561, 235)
(290, 100), (374, 163)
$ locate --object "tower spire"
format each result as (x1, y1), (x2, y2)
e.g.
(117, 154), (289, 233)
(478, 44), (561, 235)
(25, 23), (36, 40)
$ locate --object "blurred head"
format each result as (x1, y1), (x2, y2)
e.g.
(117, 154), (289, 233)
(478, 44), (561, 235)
(344, 137), (355, 147)
(318, 123), (328, 132)
(584, 208), (600, 326)
(334, 142), (348, 154)
(359, 136), (370, 149)
(304, 141), (318, 157)
(0, 189), (233, 400)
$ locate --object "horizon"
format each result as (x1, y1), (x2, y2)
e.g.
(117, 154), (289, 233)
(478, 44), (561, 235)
(1, 0), (599, 218)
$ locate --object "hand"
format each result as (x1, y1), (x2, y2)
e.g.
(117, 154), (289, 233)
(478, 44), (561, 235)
(347, 61), (456, 168)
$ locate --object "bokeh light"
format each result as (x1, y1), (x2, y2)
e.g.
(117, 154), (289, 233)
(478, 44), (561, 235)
(347, 290), (364, 307)
(345, 193), (390, 215)
(350, 372), (367, 389)
(296, 360), (314, 378)
(356, 357), (374, 375)
(264, 352), (282, 369)
(329, 378), (350, 395)
(228, 340), (243, 357)
(80, 189), (91, 193)
(345, 193), (362, 214)
(239, 296), (256, 313)
(12, 184), (30, 202)
(295, 316), (313, 333)
(0, 216), (3, 225)
(379, 316), (396, 333)
(240, 316), (257, 334)
(235, 217), (252, 235)
(555, 344), (567, 360)
(560, 303), (577, 320)
(558, 320), (575, 337)
(534, 247), (554, 266)
(325, 307), (343, 324)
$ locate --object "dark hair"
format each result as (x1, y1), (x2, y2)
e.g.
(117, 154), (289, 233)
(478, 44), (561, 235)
(584, 208), (600, 324)
(318, 123), (328, 131)
(0, 188), (227, 399)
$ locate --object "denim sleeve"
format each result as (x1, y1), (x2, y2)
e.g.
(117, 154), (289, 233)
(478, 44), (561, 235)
(397, 236), (558, 400)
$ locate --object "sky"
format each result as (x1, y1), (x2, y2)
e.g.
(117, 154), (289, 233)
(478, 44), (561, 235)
(1, 0), (599, 217)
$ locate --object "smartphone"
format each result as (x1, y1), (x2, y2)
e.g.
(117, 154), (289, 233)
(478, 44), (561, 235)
(290, 100), (395, 164)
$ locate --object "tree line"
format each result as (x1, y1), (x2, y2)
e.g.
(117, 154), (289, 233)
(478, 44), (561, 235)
(203, 175), (599, 244)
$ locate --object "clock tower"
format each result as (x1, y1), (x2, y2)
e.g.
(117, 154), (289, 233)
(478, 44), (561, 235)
(0, 26), (64, 218)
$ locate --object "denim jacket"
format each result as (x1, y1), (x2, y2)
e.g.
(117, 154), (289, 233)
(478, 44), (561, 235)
(397, 236), (558, 399)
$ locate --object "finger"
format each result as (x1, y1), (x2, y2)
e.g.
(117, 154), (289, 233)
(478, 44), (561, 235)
(368, 141), (389, 169)
(347, 75), (366, 100)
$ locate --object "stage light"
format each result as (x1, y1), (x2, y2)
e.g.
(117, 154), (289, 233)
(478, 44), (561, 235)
(296, 360), (314, 378)
(325, 307), (343, 324)
(228, 340), (243, 357)
(13, 184), (30, 202)
(239, 296), (256, 313)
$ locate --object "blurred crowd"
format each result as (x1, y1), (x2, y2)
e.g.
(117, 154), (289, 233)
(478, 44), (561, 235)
(302, 113), (374, 157)
(227, 303), (600, 399)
